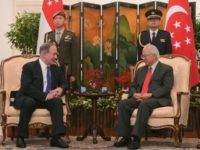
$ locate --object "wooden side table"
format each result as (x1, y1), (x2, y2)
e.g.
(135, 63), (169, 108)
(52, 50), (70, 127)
(73, 91), (115, 144)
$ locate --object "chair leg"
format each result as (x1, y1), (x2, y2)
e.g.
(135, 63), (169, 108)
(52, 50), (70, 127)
(144, 127), (148, 141)
(65, 116), (71, 144)
(174, 126), (180, 147)
(2, 125), (7, 145)
(10, 126), (15, 141)
(178, 125), (183, 143)
(64, 125), (71, 144)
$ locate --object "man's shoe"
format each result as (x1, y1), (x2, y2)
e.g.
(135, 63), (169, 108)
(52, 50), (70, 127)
(16, 137), (26, 148)
(50, 137), (69, 148)
(197, 143), (200, 149)
(114, 137), (131, 147)
(127, 139), (140, 149)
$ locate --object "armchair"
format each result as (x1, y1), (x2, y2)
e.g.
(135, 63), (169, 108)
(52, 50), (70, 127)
(0, 55), (71, 145)
(117, 54), (191, 147)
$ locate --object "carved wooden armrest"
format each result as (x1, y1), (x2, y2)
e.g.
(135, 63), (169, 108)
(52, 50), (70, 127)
(0, 89), (6, 113)
(175, 91), (189, 118)
(64, 90), (71, 116)
(114, 89), (129, 116)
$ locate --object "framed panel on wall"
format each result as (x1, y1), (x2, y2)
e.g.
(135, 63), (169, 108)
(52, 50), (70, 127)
(70, 3), (81, 81)
(138, 2), (155, 32)
(63, 5), (70, 30)
(82, 3), (101, 70)
(156, 2), (167, 30)
(82, 3), (101, 89)
(118, 2), (137, 75)
(102, 2), (117, 91)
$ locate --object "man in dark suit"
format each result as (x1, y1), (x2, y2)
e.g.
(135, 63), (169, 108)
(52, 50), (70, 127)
(14, 43), (69, 148)
(137, 9), (172, 60)
(114, 44), (174, 149)
(44, 11), (78, 84)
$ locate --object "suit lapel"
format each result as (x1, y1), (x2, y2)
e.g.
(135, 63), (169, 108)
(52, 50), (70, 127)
(151, 62), (161, 81)
(155, 30), (161, 43)
(59, 30), (68, 45)
(36, 60), (44, 89)
(140, 66), (148, 86)
(50, 66), (55, 88)
(147, 30), (151, 43)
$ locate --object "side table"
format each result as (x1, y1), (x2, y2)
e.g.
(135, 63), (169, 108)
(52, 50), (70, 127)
(73, 91), (115, 144)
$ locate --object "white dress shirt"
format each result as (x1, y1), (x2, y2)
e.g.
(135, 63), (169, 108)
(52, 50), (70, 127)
(39, 59), (48, 92)
(149, 29), (159, 41)
(150, 60), (159, 74)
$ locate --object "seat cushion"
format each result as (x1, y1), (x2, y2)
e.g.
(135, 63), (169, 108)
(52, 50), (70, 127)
(132, 106), (175, 118)
(5, 105), (67, 117)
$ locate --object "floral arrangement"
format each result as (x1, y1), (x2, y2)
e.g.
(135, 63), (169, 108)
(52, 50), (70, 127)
(115, 67), (132, 88)
(69, 93), (120, 110)
(84, 69), (104, 93)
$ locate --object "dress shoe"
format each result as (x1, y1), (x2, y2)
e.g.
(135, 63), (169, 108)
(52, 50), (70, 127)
(197, 143), (200, 149)
(16, 137), (26, 148)
(114, 137), (131, 147)
(50, 137), (69, 148)
(127, 138), (140, 149)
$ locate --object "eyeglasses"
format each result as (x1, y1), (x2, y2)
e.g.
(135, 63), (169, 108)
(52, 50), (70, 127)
(141, 54), (153, 60)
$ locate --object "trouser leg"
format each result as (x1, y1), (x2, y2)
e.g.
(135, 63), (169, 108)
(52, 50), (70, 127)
(18, 97), (37, 137)
(116, 98), (139, 137)
(45, 98), (65, 137)
(132, 98), (161, 138)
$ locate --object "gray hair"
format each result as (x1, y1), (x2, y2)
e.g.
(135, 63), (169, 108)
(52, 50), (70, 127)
(143, 43), (160, 57)
(39, 43), (54, 54)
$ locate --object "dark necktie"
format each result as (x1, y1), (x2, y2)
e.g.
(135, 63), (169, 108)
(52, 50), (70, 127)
(141, 67), (152, 93)
(152, 32), (156, 42)
(45, 66), (51, 93)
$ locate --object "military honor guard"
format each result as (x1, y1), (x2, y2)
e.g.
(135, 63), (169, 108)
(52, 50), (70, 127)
(137, 9), (172, 60)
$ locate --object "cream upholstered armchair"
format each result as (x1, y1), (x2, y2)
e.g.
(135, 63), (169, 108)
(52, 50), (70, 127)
(0, 55), (71, 145)
(119, 54), (191, 147)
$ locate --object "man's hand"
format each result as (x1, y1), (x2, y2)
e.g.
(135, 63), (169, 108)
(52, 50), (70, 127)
(133, 93), (142, 100)
(141, 93), (152, 100)
(52, 87), (63, 97)
(133, 93), (152, 102)
(46, 92), (56, 100)
(70, 76), (76, 82)
(46, 87), (63, 100)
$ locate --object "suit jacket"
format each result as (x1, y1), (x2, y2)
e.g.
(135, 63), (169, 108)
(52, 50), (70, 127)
(44, 30), (79, 77)
(14, 59), (68, 109)
(137, 29), (172, 60)
(128, 62), (174, 106)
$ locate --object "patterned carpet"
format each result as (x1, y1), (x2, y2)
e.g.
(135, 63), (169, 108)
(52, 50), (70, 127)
(0, 136), (199, 149)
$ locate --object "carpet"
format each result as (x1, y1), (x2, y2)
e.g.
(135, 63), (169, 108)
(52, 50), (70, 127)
(0, 136), (199, 149)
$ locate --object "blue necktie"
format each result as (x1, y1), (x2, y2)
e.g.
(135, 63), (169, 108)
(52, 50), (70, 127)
(45, 66), (51, 93)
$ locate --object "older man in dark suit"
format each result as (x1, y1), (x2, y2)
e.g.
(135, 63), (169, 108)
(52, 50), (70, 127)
(137, 9), (172, 60)
(114, 44), (174, 149)
(14, 43), (68, 148)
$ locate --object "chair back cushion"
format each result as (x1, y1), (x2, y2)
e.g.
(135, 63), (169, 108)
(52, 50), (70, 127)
(0, 55), (39, 107)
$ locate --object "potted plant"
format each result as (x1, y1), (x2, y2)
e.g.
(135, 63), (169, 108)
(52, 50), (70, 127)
(6, 11), (40, 54)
